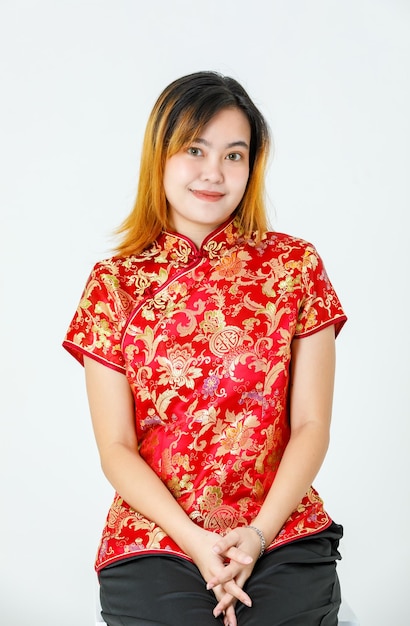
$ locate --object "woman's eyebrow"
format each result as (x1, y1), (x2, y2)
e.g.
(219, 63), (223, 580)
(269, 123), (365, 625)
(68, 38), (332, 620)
(226, 140), (249, 149)
(194, 137), (250, 150)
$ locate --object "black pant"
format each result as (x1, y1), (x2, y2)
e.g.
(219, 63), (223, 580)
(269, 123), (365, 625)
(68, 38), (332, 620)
(98, 523), (343, 626)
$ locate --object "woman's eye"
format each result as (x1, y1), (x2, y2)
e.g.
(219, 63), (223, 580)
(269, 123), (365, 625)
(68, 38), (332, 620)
(226, 152), (241, 161)
(187, 147), (202, 156)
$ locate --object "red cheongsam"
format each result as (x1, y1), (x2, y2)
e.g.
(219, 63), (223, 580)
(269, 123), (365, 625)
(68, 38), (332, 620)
(63, 218), (347, 571)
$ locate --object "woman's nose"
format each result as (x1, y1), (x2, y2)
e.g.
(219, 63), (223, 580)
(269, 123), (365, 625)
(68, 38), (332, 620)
(199, 156), (224, 183)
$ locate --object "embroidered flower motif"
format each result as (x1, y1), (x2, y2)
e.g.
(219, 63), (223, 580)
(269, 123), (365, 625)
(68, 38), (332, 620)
(197, 486), (224, 514)
(213, 413), (257, 457)
(302, 248), (319, 271)
(278, 275), (297, 293)
(133, 271), (158, 295)
(79, 296), (92, 310)
(157, 344), (203, 389)
(168, 281), (188, 298)
(164, 236), (191, 264)
(167, 474), (194, 498)
(200, 310), (225, 334)
(225, 223), (236, 244)
(201, 374), (220, 398)
(239, 385), (265, 406)
(297, 307), (317, 332)
(211, 250), (250, 280)
(140, 409), (164, 430)
(204, 239), (224, 259)
(101, 273), (120, 290)
(92, 318), (112, 349)
(164, 235), (179, 252)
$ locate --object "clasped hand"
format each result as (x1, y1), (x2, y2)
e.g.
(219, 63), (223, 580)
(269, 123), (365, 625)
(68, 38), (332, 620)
(191, 527), (261, 626)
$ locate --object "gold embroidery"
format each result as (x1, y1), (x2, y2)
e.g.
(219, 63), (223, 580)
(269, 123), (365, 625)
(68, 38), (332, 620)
(64, 223), (346, 570)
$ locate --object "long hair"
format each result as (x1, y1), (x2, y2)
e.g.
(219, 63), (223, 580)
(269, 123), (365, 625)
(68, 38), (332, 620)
(115, 71), (271, 256)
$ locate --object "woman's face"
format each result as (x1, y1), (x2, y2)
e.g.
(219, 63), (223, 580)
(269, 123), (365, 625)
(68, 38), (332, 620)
(163, 107), (251, 247)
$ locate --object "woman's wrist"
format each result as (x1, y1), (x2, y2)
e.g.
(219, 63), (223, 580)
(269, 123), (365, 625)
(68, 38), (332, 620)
(246, 525), (266, 558)
(176, 524), (212, 558)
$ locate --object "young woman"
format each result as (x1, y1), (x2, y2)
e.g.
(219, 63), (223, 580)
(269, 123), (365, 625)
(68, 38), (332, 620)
(63, 71), (347, 626)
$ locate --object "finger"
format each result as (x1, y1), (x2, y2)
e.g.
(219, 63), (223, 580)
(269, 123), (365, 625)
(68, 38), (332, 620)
(224, 604), (237, 626)
(212, 530), (240, 554)
(212, 544), (252, 567)
(224, 545), (253, 565)
(206, 560), (246, 589)
(212, 585), (233, 619)
(214, 581), (252, 611)
(213, 591), (234, 618)
(224, 580), (252, 608)
(213, 534), (253, 565)
(206, 566), (238, 590)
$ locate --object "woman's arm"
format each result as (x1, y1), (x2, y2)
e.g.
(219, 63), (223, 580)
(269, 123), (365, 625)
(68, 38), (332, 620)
(251, 323), (336, 544)
(84, 355), (192, 536)
(209, 324), (337, 615)
(83, 356), (252, 623)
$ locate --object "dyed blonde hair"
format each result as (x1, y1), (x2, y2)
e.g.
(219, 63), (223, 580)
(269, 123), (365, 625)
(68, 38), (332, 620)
(115, 71), (271, 256)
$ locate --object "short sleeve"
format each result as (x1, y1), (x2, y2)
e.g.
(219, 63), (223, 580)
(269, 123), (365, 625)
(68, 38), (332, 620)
(295, 244), (347, 338)
(62, 262), (126, 373)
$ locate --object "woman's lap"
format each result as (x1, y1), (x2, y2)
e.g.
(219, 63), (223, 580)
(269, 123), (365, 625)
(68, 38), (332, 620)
(99, 554), (223, 626)
(98, 524), (342, 626)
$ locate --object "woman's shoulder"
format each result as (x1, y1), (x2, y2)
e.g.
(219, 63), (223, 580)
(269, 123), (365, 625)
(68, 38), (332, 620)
(85, 256), (132, 287)
(90, 254), (133, 274)
(89, 246), (158, 279)
(264, 230), (313, 246)
(256, 230), (319, 257)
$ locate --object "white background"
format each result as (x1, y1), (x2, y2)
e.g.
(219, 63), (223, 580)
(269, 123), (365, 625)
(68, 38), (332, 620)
(1, 1), (409, 625)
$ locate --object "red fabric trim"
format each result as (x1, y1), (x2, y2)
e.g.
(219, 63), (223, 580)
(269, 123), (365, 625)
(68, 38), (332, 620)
(293, 315), (347, 340)
(95, 548), (191, 572)
(62, 340), (126, 374)
(95, 517), (335, 572)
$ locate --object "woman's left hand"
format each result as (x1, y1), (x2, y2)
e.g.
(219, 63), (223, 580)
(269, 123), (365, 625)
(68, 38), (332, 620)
(207, 526), (262, 621)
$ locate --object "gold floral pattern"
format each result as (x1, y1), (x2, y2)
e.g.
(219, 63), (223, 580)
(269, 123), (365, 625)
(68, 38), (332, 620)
(63, 218), (346, 570)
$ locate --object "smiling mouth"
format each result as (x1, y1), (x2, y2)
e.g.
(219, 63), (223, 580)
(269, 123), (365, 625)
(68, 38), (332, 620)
(190, 189), (225, 201)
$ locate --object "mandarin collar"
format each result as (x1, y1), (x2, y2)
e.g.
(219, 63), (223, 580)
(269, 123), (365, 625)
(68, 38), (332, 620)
(159, 216), (245, 263)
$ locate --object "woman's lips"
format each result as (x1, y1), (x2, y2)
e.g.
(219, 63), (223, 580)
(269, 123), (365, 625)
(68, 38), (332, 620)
(190, 189), (225, 202)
